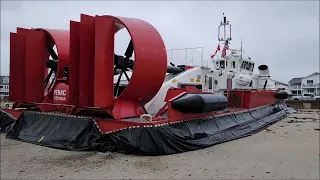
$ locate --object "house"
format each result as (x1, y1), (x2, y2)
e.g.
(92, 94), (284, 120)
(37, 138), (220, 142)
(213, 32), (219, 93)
(288, 77), (303, 95)
(0, 76), (9, 100)
(288, 72), (320, 95)
(301, 72), (320, 95)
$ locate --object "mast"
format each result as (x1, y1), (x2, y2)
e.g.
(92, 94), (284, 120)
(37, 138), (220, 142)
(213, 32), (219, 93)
(213, 13), (232, 69)
(240, 38), (243, 59)
(218, 13), (232, 54)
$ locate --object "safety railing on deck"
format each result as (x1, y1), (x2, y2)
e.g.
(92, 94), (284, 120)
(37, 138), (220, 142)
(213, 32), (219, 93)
(166, 47), (204, 67)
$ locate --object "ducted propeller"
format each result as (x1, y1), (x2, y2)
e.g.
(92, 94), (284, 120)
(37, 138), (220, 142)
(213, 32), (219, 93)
(124, 40), (134, 60)
(44, 46), (59, 91)
(47, 46), (58, 60)
(113, 39), (135, 97)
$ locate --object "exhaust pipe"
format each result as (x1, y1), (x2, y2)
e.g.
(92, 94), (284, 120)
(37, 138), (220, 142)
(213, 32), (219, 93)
(257, 65), (272, 89)
(258, 65), (270, 77)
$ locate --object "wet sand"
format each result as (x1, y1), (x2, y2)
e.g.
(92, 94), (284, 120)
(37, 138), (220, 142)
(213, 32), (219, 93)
(1, 109), (319, 179)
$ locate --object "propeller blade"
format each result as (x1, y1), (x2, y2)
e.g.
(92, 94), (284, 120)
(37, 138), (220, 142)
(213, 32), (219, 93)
(170, 62), (175, 66)
(47, 71), (56, 90)
(115, 71), (123, 97)
(138, 100), (148, 114)
(123, 70), (130, 82)
(44, 69), (54, 88)
(46, 59), (58, 71)
(124, 40), (134, 58)
(47, 46), (58, 60)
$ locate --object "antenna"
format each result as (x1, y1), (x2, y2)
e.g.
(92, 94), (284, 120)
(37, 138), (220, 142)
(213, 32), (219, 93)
(218, 13), (232, 46)
(240, 38), (243, 59)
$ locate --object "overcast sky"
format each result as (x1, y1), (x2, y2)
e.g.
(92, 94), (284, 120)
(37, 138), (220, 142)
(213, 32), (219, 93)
(1, 0), (319, 83)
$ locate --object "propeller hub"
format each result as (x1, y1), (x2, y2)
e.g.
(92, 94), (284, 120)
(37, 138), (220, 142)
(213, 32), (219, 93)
(46, 59), (58, 71)
(114, 54), (134, 70)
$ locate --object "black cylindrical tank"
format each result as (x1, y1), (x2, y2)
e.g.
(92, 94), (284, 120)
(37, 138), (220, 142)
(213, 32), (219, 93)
(171, 93), (228, 113)
(275, 90), (291, 99)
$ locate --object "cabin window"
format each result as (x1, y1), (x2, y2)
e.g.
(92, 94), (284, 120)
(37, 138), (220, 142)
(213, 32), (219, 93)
(246, 62), (251, 70)
(242, 62), (247, 70)
(250, 64), (254, 71)
(220, 60), (225, 68)
(209, 77), (213, 89)
(232, 61), (236, 68)
(240, 62), (244, 69)
(241, 61), (249, 70)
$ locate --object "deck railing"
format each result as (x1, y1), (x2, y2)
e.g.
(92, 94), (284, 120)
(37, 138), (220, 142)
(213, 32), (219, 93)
(301, 83), (320, 88)
(166, 47), (204, 67)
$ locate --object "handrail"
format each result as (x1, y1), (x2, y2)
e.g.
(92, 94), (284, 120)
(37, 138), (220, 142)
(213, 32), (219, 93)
(166, 47), (204, 67)
(301, 83), (320, 87)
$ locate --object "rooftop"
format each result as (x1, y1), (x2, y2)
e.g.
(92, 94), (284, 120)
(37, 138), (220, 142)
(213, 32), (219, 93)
(288, 72), (319, 85)
(288, 77), (303, 85)
(303, 72), (320, 79)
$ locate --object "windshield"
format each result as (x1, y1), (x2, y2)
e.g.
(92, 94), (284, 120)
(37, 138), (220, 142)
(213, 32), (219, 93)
(250, 63), (254, 71)
(220, 60), (225, 68)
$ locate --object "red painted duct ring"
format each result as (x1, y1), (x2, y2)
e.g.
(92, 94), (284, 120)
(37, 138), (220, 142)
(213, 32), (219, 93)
(107, 16), (168, 104)
(34, 28), (70, 94)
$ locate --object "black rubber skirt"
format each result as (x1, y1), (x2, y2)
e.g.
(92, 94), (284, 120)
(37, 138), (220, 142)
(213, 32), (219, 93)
(2, 101), (295, 155)
(0, 109), (16, 132)
(5, 112), (102, 151)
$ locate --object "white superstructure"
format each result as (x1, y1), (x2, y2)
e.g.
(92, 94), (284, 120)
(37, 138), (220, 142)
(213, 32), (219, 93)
(114, 13), (277, 115)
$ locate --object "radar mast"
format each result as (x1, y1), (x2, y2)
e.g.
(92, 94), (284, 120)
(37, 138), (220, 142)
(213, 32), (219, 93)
(218, 13), (232, 48)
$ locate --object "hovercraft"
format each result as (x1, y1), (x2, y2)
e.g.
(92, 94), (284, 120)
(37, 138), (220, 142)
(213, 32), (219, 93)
(0, 13), (295, 155)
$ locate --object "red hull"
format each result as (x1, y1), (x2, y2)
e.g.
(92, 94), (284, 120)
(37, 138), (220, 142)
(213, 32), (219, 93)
(1, 89), (279, 134)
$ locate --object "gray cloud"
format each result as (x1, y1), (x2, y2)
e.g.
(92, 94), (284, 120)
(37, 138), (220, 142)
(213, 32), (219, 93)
(1, 1), (319, 83)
